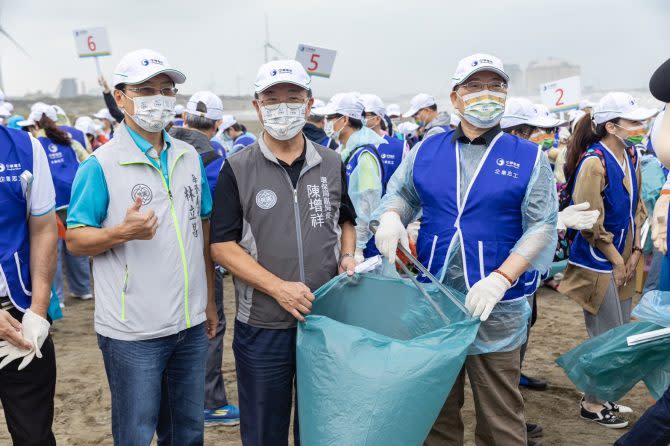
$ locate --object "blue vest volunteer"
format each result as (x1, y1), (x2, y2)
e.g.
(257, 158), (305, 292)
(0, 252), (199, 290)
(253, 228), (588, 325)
(345, 144), (384, 257)
(569, 142), (639, 273)
(379, 134), (404, 185)
(413, 130), (540, 301)
(0, 126), (34, 311)
(319, 135), (334, 149)
(38, 137), (78, 210)
(60, 125), (87, 149)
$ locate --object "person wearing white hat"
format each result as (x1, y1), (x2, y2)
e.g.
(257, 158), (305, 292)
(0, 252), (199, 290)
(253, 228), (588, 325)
(172, 104), (186, 127)
(373, 53), (559, 446)
(386, 103), (402, 119)
(28, 104), (92, 309)
(210, 59), (357, 446)
(361, 93), (407, 185)
(219, 115), (256, 156)
(402, 93), (451, 140)
(559, 92), (654, 428)
(75, 116), (105, 150)
(579, 99), (595, 114)
(65, 48), (218, 445)
(324, 92), (388, 263)
(167, 90), (240, 427)
(303, 98), (338, 150)
(93, 107), (116, 139)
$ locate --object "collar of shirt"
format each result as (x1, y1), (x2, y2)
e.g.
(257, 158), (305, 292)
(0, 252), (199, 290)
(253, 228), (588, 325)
(452, 123), (501, 145)
(276, 147), (307, 168)
(125, 123), (172, 161)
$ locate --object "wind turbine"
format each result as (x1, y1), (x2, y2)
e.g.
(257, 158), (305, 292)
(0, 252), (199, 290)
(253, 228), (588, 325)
(0, 3), (30, 92)
(263, 14), (285, 63)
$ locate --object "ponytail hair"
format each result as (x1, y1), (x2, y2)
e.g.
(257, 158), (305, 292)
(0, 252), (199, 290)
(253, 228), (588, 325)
(38, 115), (71, 146)
(564, 116), (618, 180)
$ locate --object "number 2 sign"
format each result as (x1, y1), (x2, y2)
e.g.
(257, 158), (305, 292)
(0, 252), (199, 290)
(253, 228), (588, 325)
(73, 27), (111, 58)
(540, 76), (581, 112)
(295, 44), (337, 78)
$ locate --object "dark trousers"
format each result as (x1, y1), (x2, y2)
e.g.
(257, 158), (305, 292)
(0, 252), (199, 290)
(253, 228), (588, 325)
(0, 309), (56, 446)
(615, 385), (670, 446)
(205, 268), (228, 409)
(233, 320), (299, 446)
(519, 292), (538, 367)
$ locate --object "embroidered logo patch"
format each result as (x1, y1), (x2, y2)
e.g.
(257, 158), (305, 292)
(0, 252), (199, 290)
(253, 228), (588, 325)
(48, 144), (59, 153)
(0, 163), (4, 173)
(256, 189), (277, 210)
(131, 184), (153, 205)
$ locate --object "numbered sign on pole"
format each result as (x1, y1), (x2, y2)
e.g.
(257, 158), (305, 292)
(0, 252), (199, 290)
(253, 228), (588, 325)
(73, 27), (111, 58)
(540, 76), (581, 112)
(295, 44), (337, 78)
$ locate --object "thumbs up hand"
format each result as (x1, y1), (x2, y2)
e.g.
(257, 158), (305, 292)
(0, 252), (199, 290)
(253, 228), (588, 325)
(121, 197), (159, 241)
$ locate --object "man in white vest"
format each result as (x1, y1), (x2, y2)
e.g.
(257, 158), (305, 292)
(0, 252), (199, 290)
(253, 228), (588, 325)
(66, 48), (217, 446)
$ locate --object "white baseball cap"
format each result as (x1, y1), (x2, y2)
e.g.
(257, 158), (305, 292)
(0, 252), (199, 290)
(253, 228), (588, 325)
(94, 107), (114, 122)
(219, 114), (237, 131)
(3, 102), (13, 113)
(451, 53), (509, 89)
(568, 109), (587, 132)
(592, 92), (658, 125)
(361, 94), (386, 118)
(578, 99), (595, 110)
(386, 103), (401, 118)
(312, 93), (346, 116)
(75, 116), (101, 136)
(331, 92), (364, 120)
(402, 93), (436, 118)
(254, 59), (311, 94)
(396, 121), (419, 137)
(112, 49), (186, 88)
(310, 99), (327, 116)
(0, 104), (10, 118)
(174, 104), (185, 116)
(533, 104), (568, 128)
(186, 91), (224, 120)
(30, 103), (57, 122)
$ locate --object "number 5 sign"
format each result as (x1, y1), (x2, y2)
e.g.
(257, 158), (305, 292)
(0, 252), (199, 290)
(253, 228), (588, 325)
(540, 76), (581, 113)
(73, 27), (111, 58)
(295, 44), (337, 78)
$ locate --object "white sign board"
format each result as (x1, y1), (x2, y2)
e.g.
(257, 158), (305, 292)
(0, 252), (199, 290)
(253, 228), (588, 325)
(73, 27), (111, 58)
(295, 44), (336, 78)
(540, 76), (581, 112)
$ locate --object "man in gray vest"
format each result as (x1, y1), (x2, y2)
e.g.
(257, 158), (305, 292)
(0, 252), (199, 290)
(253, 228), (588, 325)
(66, 48), (218, 445)
(210, 59), (357, 446)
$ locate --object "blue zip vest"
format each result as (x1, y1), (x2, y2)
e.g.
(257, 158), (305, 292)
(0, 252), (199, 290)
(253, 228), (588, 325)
(413, 130), (540, 301)
(38, 137), (79, 209)
(0, 126), (35, 310)
(345, 144), (384, 258)
(569, 142), (639, 273)
(319, 135), (334, 149)
(379, 135), (404, 185)
(60, 125), (87, 149)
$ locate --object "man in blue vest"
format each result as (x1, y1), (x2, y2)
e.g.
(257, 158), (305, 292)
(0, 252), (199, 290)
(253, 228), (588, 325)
(361, 93), (406, 184)
(374, 53), (558, 446)
(0, 125), (58, 444)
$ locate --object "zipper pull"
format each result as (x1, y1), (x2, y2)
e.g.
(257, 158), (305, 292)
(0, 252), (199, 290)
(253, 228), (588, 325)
(168, 189), (173, 200)
(293, 189), (298, 203)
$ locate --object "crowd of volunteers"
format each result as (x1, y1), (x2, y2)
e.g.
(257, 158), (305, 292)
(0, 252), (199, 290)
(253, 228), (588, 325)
(1, 45), (670, 446)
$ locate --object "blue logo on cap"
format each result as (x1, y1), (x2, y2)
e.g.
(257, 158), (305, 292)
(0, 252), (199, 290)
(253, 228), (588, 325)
(471, 61), (478, 67)
(271, 69), (277, 76)
(142, 59), (149, 66)
(141, 58), (164, 67)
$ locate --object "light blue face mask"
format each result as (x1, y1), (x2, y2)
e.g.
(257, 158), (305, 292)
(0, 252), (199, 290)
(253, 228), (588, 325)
(222, 131), (233, 142)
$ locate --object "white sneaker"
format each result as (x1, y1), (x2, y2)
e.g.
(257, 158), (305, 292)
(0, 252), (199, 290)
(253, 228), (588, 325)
(604, 401), (633, 414)
(71, 293), (93, 300)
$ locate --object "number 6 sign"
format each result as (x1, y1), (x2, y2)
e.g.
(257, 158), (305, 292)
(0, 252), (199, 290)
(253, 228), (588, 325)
(540, 76), (581, 112)
(295, 44), (337, 78)
(73, 27), (111, 58)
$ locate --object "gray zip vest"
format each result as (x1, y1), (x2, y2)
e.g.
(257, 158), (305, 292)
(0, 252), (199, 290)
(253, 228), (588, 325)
(91, 125), (207, 341)
(227, 134), (342, 329)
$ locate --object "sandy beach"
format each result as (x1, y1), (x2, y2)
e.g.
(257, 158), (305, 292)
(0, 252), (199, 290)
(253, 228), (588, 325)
(0, 278), (651, 446)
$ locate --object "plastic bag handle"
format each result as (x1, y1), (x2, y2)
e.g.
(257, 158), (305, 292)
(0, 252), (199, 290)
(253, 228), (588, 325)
(370, 220), (469, 316)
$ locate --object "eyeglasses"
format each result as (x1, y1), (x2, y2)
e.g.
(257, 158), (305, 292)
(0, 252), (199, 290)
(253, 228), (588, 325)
(458, 81), (508, 92)
(257, 99), (307, 109)
(126, 86), (179, 97)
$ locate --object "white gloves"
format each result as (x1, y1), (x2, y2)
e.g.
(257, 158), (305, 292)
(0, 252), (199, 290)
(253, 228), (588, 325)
(374, 212), (409, 264)
(406, 221), (421, 243)
(354, 248), (365, 265)
(653, 194), (670, 255)
(0, 310), (50, 371)
(465, 272), (511, 321)
(557, 202), (600, 231)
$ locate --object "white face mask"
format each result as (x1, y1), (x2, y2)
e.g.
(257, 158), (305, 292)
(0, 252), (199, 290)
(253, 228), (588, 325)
(260, 102), (307, 141)
(123, 93), (176, 133)
(325, 116), (344, 141)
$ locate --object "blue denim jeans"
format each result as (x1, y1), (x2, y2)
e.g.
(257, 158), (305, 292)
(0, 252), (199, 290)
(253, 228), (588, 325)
(54, 239), (91, 303)
(98, 323), (208, 446)
(615, 385), (670, 446)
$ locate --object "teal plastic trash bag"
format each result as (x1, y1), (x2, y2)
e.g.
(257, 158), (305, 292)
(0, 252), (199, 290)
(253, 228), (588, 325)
(556, 321), (670, 401)
(48, 286), (62, 321)
(632, 290), (670, 327)
(297, 273), (479, 446)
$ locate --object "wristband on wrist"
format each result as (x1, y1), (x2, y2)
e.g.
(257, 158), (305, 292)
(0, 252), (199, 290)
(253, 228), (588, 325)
(661, 189), (670, 196)
(493, 269), (514, 286)
(632, 247), (643, 253)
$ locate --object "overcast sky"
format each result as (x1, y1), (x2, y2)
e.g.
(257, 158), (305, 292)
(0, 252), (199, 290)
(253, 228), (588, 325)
(1, 0), (669, 101)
